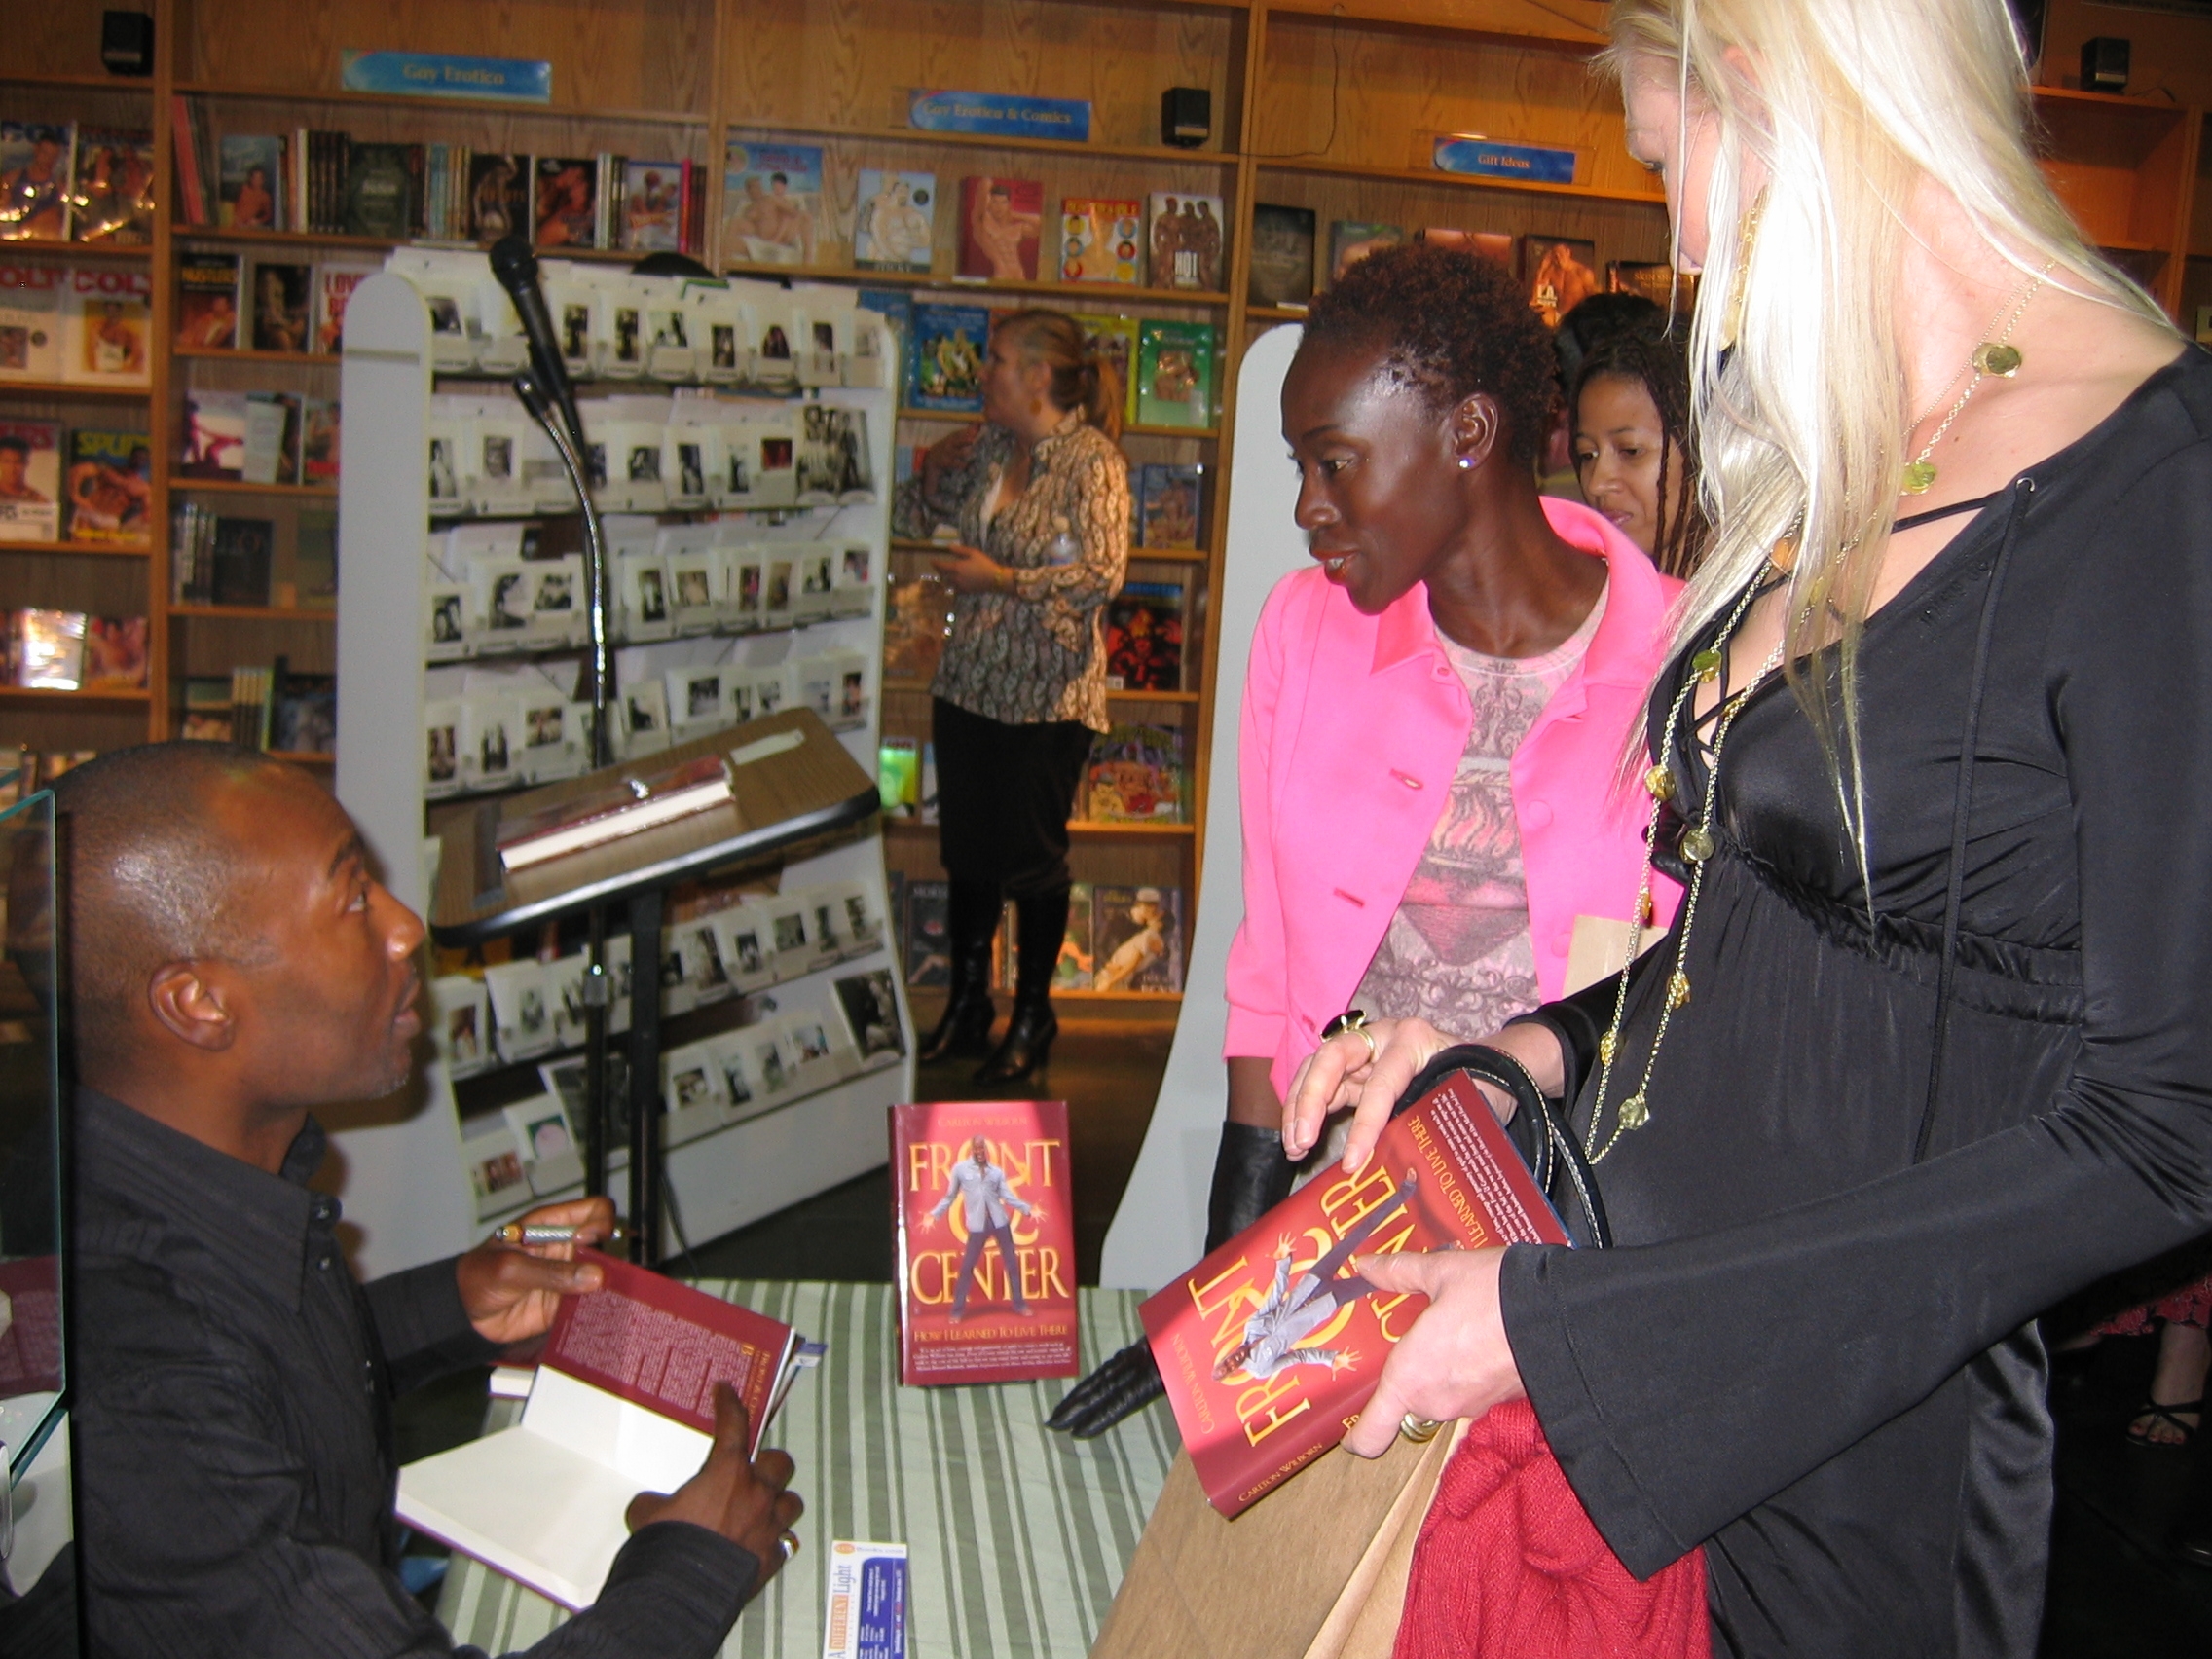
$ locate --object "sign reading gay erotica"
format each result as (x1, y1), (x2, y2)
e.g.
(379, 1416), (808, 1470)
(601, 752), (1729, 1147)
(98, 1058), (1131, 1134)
(341, 52), (552, 105)
(908, 90), (1091, 143)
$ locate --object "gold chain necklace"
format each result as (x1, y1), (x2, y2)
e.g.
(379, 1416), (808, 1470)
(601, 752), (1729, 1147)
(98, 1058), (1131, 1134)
(1900, 259), (2054, 495)
(1585, 561), (1790, 1162)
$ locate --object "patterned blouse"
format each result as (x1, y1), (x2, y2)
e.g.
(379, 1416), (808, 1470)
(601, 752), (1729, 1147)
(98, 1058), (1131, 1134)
(895, 412), (1130, 732)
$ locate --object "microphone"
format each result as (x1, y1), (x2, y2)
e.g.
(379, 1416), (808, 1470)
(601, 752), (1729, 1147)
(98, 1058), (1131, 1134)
(489, 234), (586, 454)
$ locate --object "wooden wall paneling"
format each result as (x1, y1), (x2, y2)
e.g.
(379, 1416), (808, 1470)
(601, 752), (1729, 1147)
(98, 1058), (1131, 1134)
(11, 0), (128, 80)
(719, 0), (1240, 154)
(2040, 0), (2212, 113)
(1254, 11), (1656, 202)
(0, 551), (155, 620)
(1263, 0), (1604, 49)
(0, 83), (160, 133)
(2034, 96), (2191, 248)
(178, 0), (719, 118)
(168, 611), (337, 678)
(0, 705), (159, 757)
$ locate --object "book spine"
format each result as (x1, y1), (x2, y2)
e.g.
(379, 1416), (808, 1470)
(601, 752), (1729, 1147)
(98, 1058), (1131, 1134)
(170, 505), (188, 602)
(196, 113), (218, 234)
(294, 128), (310, 234)
(168, 97), (203, 226)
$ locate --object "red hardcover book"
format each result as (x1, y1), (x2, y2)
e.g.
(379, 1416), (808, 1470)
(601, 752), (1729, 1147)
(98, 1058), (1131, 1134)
(168, 95), (205, 226)
(892, 1099), (1079, 1385)
(1140, 1071), (1567, 1517)
(397, 1252), (812, 1609)
(540, 1249), (795, 1438)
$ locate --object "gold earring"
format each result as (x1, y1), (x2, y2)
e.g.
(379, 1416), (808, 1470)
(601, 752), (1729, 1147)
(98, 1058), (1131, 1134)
(1719, 191), (1767, 350)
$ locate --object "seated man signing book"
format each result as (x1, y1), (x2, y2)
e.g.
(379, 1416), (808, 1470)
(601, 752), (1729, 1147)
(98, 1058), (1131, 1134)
(54, 744), (801, 1657)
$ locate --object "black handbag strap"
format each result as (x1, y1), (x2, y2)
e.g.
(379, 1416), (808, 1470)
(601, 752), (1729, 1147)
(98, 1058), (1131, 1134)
(1393, 1044), (1613, 1250)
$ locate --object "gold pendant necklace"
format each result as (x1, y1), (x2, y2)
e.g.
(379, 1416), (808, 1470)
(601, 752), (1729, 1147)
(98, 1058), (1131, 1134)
(1900, 260), (2054, 496)
(1587, 562), (1790, 1161)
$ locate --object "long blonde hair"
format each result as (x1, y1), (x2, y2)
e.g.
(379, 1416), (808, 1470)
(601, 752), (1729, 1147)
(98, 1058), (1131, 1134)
(1603, 0), (2174, 843)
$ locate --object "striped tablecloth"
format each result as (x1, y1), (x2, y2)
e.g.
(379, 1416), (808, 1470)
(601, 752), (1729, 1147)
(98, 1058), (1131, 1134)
(435, 1281), (1178, 1659)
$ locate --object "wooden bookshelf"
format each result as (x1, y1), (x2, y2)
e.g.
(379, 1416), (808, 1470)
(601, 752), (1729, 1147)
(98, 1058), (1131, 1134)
(174, 346), (339, 365)
(0, 685), (151, 704)
(170, 478), (339, 498)
(0, 11), (161, 756)
(0, 380), (152, 401)
(7, 0), (2199, 1005)
(0, 540), (153, 559)
(168, 603), (337, 622)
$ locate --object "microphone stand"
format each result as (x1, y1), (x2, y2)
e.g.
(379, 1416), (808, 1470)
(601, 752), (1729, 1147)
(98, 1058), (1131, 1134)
(508, 366), (635, 1254)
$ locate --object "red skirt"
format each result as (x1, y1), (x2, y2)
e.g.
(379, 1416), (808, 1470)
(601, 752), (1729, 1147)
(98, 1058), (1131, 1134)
(2094, 1269), (2212, 1337)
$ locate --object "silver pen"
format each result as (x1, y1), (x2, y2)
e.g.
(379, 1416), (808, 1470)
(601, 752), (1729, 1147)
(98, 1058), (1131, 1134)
(494, 1222), (629, 1246)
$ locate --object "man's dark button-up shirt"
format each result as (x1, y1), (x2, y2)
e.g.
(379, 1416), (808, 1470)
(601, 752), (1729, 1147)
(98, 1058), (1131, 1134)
(73, 1087), (756, 1657)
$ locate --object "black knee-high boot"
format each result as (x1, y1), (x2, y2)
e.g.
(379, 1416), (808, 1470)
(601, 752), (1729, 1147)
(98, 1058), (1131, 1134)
(918, 880), (1001, 1063)
(975, 885), (1068, 1084)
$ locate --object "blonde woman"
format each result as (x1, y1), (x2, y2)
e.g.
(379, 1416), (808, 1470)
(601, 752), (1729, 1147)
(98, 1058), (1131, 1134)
(1284, 0), (2209, 1650)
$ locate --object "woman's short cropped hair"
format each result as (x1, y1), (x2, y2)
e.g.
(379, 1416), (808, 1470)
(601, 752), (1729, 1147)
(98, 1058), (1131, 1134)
(1301, 241), (1559, 469)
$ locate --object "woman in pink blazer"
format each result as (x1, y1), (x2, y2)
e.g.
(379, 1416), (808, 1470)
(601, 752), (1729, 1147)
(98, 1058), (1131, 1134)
(1051, 241), (1684, 1438)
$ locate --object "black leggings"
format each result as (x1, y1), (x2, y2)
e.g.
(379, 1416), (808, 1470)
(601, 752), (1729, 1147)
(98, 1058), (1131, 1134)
(932, 697), (1092, 900)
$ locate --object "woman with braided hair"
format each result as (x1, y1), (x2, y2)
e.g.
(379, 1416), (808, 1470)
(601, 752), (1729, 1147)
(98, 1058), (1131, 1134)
(1571, 320), (1710, 577)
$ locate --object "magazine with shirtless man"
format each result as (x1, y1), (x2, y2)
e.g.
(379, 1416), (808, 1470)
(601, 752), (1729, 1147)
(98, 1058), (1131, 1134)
(1140, 1071), (1567, 1517)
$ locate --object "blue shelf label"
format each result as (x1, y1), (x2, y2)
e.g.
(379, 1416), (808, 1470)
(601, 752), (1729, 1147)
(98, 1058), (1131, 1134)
(908, 90), (1090, 143)
(1431, 135), (1578, 186)
(340, 51), (553, 105)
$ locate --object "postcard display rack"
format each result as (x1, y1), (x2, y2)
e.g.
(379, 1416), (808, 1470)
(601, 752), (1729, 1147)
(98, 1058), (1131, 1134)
(336, 266), (912, 1265)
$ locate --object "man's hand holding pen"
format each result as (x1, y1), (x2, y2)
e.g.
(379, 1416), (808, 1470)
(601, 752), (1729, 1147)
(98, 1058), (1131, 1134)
(456, 1195), (620, 1346)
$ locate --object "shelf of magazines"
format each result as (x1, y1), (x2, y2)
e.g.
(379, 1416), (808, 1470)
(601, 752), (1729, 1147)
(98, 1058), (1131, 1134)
(337, 265), (914, 1261)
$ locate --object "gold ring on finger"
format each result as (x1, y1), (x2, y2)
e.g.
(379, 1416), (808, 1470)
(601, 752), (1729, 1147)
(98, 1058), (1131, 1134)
(1399, 1414), (1443, 1444)
(779, 1530), (800, 1561)
(1322, 1009), (1379, 1065)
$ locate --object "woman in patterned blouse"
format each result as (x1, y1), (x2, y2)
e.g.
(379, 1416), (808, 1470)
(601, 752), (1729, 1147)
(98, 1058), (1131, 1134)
(897, 310), (1131, 1082)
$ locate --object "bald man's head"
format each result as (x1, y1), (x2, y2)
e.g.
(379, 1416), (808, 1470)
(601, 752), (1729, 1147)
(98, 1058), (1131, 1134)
(55, 744), (428, 1133)
(55, 743), (300, 1050)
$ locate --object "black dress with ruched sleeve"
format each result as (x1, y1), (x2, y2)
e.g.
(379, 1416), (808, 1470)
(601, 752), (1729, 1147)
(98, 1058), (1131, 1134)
(1499, 346), (2212, 1657)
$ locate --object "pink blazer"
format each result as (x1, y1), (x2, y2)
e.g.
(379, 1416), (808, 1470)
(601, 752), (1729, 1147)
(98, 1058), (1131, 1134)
(1224, 497), (1685, 1101)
